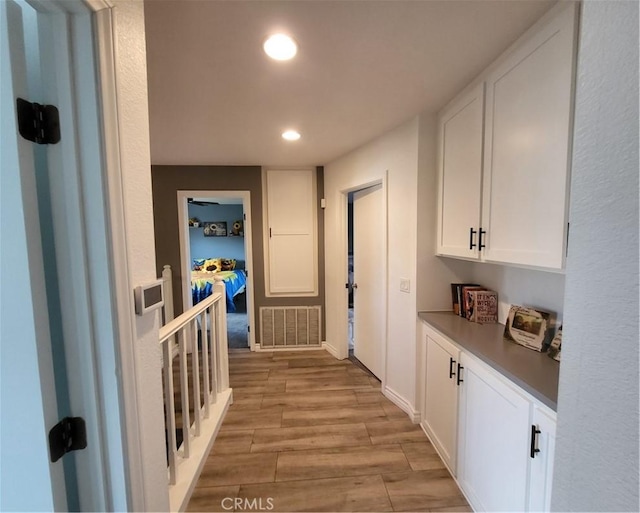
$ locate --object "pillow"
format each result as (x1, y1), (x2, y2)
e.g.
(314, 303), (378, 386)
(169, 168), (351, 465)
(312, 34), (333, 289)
(200, 258), (222, 273)
(220, 258), (236, 271)
(192, 258), (206, 271)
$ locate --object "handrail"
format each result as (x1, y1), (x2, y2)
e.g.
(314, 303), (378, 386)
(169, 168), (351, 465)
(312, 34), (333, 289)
(158, 292), (223, 343)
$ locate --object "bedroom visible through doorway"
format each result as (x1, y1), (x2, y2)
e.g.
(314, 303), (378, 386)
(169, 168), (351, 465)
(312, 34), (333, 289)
(178, 191), (256, 350)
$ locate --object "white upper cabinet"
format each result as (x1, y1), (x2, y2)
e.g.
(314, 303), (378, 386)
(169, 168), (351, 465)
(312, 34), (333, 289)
(437, 83), (484, 259)
(481, 4), (577, 269)
(264, 169), (318, 296)
(436, 3), (577, 270)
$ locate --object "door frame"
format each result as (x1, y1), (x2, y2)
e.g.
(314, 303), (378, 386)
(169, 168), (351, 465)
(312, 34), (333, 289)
(177, 190), (256, 350)
(90, 3), (149, 511)
(338, 175), (388, 386)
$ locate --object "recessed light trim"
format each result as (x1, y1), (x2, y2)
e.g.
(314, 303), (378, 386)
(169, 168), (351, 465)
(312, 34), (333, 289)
(282, 130), (301, 141)
(264, 34), (297, 61)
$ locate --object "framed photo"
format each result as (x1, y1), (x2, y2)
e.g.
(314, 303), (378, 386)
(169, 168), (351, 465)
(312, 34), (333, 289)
(203, 221), (227, 237)
(504, 305), (552, 352)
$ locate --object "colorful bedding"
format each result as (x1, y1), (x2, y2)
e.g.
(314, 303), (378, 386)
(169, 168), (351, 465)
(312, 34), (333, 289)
(191, 270), (246, 312)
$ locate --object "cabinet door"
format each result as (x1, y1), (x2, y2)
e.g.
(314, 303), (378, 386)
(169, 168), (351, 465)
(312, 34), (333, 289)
(437, 83), (484, 259)
(422, 330), (460, 473)
(528, 405), (556, 512)
(265, 169), (317, 295)
(481, 4), (577, 269)
(457, 353), (530, 512)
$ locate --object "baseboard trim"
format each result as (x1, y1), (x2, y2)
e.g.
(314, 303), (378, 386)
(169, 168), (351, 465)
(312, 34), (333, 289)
(253, 343), (323, 352)
(322, 341), (340, 359)
(383, 386), (420, 423)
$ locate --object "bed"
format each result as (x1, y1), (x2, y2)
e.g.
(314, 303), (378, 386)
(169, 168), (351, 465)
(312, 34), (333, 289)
(191, 258), (246, 312)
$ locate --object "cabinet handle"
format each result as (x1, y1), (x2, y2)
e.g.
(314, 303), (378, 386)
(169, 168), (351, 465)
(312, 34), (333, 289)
(530, 425), (541, 458)
(478, 228), (486, 251)
(469, 228), (477, 250)
(449, 357), (456, 379)
(456, 363), (464, 385)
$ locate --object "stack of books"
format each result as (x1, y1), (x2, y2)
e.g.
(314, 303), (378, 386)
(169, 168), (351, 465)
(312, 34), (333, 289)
(450, 283), (498, 324)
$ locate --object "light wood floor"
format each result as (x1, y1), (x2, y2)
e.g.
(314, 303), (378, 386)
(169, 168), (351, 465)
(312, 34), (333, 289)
(188, 349), (470, 512)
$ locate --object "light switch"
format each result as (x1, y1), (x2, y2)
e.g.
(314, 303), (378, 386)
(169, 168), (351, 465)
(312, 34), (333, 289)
(400, 278), (410, 293)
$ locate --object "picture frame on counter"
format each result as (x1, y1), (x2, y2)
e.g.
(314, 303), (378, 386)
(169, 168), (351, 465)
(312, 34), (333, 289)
(504, 305), (553, 352)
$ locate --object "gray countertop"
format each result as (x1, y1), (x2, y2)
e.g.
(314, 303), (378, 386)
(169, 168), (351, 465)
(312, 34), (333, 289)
(418, 311), (559, 411)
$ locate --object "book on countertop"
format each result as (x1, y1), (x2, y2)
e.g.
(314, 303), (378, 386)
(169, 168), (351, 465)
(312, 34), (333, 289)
(465, 289), (498, 324)
(504, 305), (553, 352)
(451, 283), (481, 317)
(450, 284), (460, 315)
(461, 285), (484, 318)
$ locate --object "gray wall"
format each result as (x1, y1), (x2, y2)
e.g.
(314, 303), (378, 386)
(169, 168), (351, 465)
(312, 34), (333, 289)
(551, 2), (639, 511)
(151, 166), (326, 344)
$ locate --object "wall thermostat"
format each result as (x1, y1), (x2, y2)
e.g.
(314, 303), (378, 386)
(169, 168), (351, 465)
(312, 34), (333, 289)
(134, 280), (164, 315)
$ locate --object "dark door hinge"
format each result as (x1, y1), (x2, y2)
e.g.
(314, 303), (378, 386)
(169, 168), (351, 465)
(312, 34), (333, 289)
(247, 325), (250, 333)
(49, 417), (87, 462)
(17, 98), (61, 145)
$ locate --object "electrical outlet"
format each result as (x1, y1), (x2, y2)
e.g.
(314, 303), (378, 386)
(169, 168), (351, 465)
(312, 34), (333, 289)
(400, 278), (410, 293)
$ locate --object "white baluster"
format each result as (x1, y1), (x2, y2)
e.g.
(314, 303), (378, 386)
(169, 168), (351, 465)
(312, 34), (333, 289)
(163, 340), (177, 485)
(191, 318), (201, 436)
(178, 327), (190, 458)
(200, 311), (211, 417)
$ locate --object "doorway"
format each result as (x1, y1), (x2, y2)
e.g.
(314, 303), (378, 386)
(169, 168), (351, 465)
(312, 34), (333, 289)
(177, 190), (256, 350)
(346, 182), (386, 380)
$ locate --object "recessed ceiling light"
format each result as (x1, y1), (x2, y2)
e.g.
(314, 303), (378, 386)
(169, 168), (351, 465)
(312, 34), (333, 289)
(282, 130), (301, 141)
(263, 34), (297, 61)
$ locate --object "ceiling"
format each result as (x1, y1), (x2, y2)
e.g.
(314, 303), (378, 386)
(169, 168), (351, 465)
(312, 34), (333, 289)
(144, 0), (555, 167)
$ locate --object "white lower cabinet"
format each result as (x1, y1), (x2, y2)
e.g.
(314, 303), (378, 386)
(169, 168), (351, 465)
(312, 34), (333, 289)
(528, 405), (556, 512)
(457, 352), (531, 512)
(421, 328), (460, 473)
(420, 322), (557, 512)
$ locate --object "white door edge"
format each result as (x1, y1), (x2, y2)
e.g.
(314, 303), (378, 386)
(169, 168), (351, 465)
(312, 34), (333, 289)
(4, 0), (140, 511)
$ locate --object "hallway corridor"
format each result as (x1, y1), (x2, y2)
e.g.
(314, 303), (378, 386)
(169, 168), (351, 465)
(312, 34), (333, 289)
(187, 349), (469, 512)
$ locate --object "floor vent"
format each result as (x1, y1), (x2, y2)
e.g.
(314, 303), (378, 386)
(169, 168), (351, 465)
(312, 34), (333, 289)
(260, 306), (321, 348)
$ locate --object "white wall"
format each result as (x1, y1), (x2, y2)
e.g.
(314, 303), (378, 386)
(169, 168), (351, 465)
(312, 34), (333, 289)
(552, 1), (639, 511)
(112, 2), (169, 511)
(325, 117), (421, 411)
(466, 262), (565, 324)
(416, 112), (469, 314)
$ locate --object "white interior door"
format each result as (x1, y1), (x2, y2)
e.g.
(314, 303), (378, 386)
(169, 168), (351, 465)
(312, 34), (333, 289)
(2, 2), (124, 510)
(0, 1), (67, 509)
(352, 184), (385, 379)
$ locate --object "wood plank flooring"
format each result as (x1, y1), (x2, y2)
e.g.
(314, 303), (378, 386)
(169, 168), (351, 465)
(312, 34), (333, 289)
(188, 349), (470, 512)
